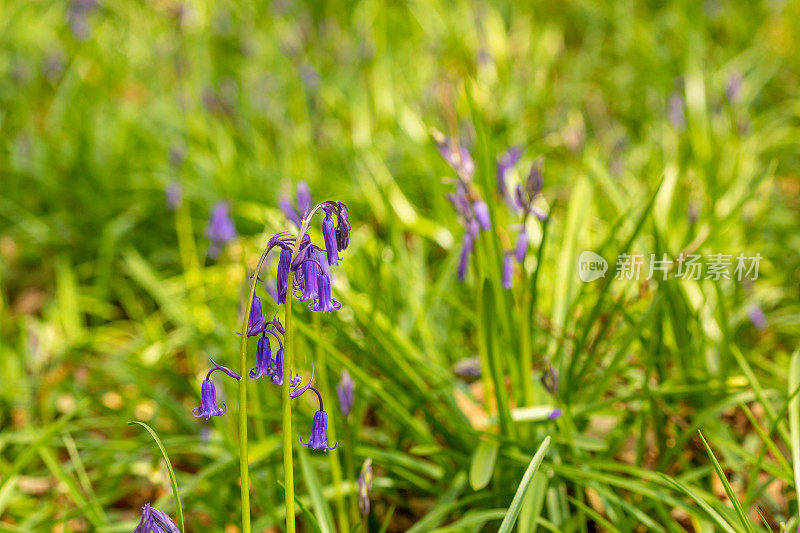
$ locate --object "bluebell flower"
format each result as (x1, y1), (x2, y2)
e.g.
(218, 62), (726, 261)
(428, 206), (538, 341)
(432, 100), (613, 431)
(473, 201), (491, 230)
(457, 227), (477, 282)
(336, 369), (354, 416)
(515, 228), (528, 263)
(133, 503), (180, 533)
(165, 182), (182, 212)
(206, 201), (237, 257)
(310, 272), (341, 312)
(296, 257), (320, 302)
(548, 408), (563, 420)
(270, 346), (299, 386)
(497, 147), (521, 198)
(277, 248), (292, 304)
(297, 181), (312, 216)
(169, 146), (184, 168)
(748, 305), (767, 331)
(279, 197), (301, 228)
(540, 364), (558, 396)
(726, 71), (742, 103)
(526, 161), (543, 197)
(358, 458), (373, 516)
(322, 210), (341, 266)
(667, 92), (686, 130)
(435, 134), (475, 180)
(447, 185), (472, 218)
(300, 387), (338, 451)
(193, 361), (241, 419)
(502, 252), (514, 289)
(247, 296), (265, 337)
(250, 335), (273, 379)
(335, 201), (350, 251)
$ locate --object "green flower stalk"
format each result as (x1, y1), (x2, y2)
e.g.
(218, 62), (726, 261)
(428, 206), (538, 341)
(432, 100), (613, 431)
(226, 199), (350, 533)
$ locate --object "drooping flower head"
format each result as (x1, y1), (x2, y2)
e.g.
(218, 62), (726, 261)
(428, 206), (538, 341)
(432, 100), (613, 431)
(133, 503), (180, 533)
(336, 369), (354, 417)
(247, 296), (265, 337)
(276, 247), (292, 304)
(249, 335), (273, 379)
(309, 271), (341, 313)
(335, 201), (350, 252)
(321, 207), (341, 266)
(193, 361), (241, 419)
(300, 387), (338, 452)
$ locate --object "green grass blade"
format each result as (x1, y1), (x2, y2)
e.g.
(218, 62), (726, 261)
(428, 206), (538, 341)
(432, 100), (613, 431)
(497, 436), (550, 533)
(129, 421), (185, 532)
(698, 431), (755, 533)
(790, 349), (800, 493)
(298, 445), (336, 533)
(469, 439), (499, 491)
(658, 473), (737, 533)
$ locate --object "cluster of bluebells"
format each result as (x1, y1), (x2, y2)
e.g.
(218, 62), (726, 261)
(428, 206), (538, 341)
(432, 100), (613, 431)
(435, 132), (548, 288)
(496, 151), (548, 290)
(192, 195), (352, 452)
(433, 132), (491, 281)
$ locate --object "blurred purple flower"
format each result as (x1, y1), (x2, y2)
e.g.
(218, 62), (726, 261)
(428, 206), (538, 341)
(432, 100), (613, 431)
(297, 181), (312, 216)
(473, 201), (491, 230)
(336, 369), (354, 416)
(165, 182), (182, 211)
(67, 0), (97, 41)
(541, 365), (558, 396)
(502, 252), (514, 289)
(515, 228), (529, 263)
(358, 457), (373, 516)
(668, 92), (686, 130)
(205, 201), (237, 257)
(457, 221), (479, 281)
(436, 135), (475, 180)
(497, 147), (522, 198)
(548, 408), (563, 420)
(280, 197), (302, 228)
(726, 72), (742, 103)
(748, 305), (767, 331)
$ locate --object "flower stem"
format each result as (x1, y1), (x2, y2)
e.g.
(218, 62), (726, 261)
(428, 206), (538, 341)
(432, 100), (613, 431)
(239, 245), (273, 533)
(238, 326), (251, 533)
(283, 270), (296, 533)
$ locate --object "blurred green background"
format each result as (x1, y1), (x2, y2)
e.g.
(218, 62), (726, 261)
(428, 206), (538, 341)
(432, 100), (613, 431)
(2, 0), (800, 531)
